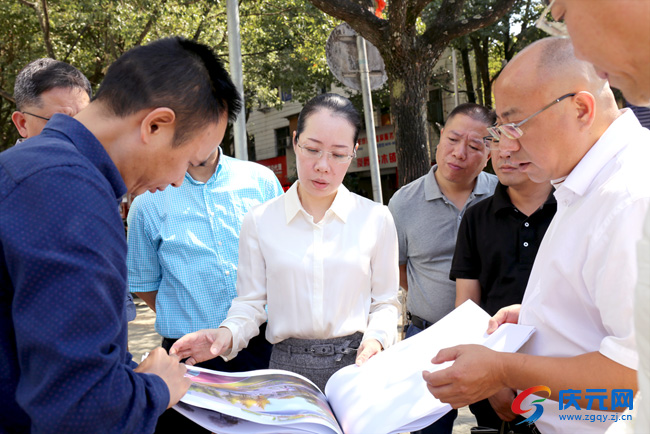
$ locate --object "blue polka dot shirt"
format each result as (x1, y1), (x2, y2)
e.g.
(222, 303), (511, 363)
(0, 114), (168, 433)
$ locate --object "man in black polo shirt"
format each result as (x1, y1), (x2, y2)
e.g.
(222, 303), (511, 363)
(449, 137), (556, 433)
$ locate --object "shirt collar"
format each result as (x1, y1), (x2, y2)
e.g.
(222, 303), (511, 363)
(185, 146), (224, 185)
(424, 166), (444, 201)
(424, 165), (493, 201)
(284, 181), (352, 224)
(492, 181), (557, 214)
(491, 182), (514, 212)
(44, 114), (127, 200)
(557, 109), (637, 199)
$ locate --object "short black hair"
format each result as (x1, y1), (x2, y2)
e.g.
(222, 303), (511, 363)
(445, 103), (496, 127)
(294, 93), (362, 145)
(93, 37), (242, 147)
(14, 58), (92, 111)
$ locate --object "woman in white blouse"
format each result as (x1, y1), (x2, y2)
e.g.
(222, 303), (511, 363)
(171, 93), (400, 390)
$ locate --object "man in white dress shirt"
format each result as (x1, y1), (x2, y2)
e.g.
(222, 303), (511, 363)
(535, 2), (650, 431)
(422, 37), (650, 434)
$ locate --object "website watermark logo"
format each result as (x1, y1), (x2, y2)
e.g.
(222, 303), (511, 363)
(511, 385), (552, 425)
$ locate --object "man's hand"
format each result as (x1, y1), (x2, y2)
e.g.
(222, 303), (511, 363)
(169, 327), (233, 366)
(488, 388), (517, 422)
(135, 347), (190, 408)
(355, 339), (382, 366)
(487, 304), (521, 334)
(422, 344), (506, 408)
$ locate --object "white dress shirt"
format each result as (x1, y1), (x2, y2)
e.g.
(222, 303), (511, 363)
(221, 182), (400, 360)
(632, 210), (650, 433)
(519, 109), (650, 433)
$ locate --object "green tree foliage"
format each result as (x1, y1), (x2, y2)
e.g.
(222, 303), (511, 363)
(0, 0), (338, 150)
(451, 0), (547, 108)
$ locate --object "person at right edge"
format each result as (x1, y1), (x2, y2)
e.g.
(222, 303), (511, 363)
(534, 2), (650, 432)
(423, 37), (649, 434)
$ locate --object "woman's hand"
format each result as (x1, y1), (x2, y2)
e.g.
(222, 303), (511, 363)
(355, 338), (383, 366)
(169, 327), (233, 366)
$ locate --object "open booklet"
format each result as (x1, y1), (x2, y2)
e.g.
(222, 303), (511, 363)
(174, 300), (535, 434)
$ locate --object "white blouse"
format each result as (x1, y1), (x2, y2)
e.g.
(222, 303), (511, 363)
(221, 182), (400, 359)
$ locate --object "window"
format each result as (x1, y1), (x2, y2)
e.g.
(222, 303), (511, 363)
(275, 126), (290, 157)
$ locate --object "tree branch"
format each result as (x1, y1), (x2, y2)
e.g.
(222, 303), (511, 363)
(40, 0), (55, 58)
(134, 0), (168, 46)
(412, 0), (434, 19)
(17, 0), (37, 8)
(0, 89), (15, 104)
(423, 0), (517, 45)
(307, 0), (388, 49)
(19, 0), (55, 58)
(63, 23), (91, 63)
(435, 0), (468, 25)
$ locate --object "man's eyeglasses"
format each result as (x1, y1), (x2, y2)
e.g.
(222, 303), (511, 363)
(21, 111), (51, 122)
(483, 136), (499, 149)
(487, 93), (576, 141)
(296, 143), (356, 164)
(535, 0), (569, 38)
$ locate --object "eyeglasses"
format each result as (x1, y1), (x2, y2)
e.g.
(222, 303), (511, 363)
(296, 143), (356, 164)
(483, 136), (499, 148)
(21, 111), (51, 121)
(535, 0), (569, 38)
(487, 93), (576, 141)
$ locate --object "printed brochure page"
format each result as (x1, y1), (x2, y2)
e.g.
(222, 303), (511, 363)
(174, 301), (535, 434)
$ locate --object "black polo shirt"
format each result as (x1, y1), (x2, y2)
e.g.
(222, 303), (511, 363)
(450, 182), (557, 316)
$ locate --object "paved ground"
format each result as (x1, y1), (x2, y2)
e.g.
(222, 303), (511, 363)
(127, 297), (476, 433)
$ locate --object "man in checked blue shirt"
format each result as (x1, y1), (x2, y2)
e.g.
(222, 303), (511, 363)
(127, 145), (283, 432)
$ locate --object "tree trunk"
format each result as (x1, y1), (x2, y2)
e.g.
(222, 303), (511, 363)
(459, 46), (476, 103)
(387, 63), (432, 187)
(18, 0), (55, 58)
(474, 53), (484, 106)
(471, 36), (492, 108)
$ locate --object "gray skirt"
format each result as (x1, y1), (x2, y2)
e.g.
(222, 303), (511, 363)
(269, 332), (363, 392)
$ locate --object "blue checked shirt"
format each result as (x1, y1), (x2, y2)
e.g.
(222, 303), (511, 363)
(126, 150), (283, 338)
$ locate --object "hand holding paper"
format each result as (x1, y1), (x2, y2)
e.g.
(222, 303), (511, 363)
(423, 344), (510, 409)
(134, 347), (191, 408)
(486, 304), (521, 334)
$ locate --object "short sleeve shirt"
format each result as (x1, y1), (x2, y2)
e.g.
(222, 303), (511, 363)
(388, 166), (498, 324)
(450, 182), (556, 315)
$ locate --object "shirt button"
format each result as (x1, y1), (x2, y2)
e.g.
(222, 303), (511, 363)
(225, 270), (230, 276)
(523, 242), (529, 247)
(524, 222), (530, 227)
(218, 241), (222, 246)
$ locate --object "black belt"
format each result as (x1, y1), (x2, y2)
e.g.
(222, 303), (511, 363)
(407, 311), (434, 330)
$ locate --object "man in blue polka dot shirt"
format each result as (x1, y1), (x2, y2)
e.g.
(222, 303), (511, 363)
(0, 37), (242, 433)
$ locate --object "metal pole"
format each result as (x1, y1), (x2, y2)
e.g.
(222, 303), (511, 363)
(356, 35), (383, 204)
(227, 0), (248, 160)
(452, 48), (459, 107)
